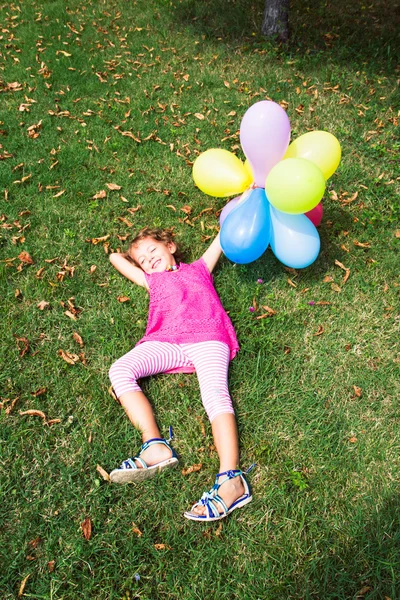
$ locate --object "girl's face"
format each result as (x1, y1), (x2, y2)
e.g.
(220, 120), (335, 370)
(130, 237), (177, 274)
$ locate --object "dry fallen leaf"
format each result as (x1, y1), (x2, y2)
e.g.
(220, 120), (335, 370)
(18, 251), (34, 264)
(154, 543), (171, 550)
(96, 464), (110, 482)
(92, 190), (106, 199)
(313, 325), (325, 336)
(331, 283), (342, 293)
(37, 300), (50, 310)
(181, 464), (202, 476)
(106, 182), (122, 191)
(31, 387), (47, 397)
(353, 386), (362, 397)
(47, 560), (55, 573)
(18, 574), (31, 598)
(349, 436), (358, 443)
(4, 396), (20, 414)
(19, 409), (47, 420)
(58, 349), (80, 364)
(117, 296), (130, 303)
(132, 522), (143, 537)
(81, 517), (92, 540)
(15, 336), (30, 357)
(73, 332), (84, 347)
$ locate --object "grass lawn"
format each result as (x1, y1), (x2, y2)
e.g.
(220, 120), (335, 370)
(1, 0), (399, 598)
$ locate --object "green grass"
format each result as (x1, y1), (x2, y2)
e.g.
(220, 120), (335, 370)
(1, 0), (399, 598)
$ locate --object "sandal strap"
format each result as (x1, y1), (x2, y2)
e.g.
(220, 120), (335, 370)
(119, 433), (177, 470)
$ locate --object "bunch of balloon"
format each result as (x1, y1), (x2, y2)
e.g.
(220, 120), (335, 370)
(192, 101), (341, 268)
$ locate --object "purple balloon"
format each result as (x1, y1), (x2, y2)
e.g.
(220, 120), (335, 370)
(240, 101), (291, 187)
(219, 196), (240, 226)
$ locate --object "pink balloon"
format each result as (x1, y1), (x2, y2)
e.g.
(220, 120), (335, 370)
(240, 101), (291, 187)
(219, 196), (240, 226)
(305, 202), (323, 227)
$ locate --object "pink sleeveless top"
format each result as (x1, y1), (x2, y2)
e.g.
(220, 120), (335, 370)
(136, 258), (239, 372)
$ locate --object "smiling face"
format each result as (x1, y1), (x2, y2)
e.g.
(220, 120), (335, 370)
(130, 237), (177, 274)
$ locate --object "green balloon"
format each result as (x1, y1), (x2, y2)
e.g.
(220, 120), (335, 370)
(265, 158), (325, 214)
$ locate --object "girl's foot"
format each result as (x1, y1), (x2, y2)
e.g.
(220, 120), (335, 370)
(110, 438), (178, 483)
(184, 469), (253, 522)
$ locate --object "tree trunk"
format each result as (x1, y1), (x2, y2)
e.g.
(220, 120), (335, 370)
(262, 0), (290, 41)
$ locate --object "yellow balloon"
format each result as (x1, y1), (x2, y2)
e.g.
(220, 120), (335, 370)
(284, 131), (341, 180)
(265, 158), (325, 214)
(244, 159), (254, 182)
(193, 149), (252, 198)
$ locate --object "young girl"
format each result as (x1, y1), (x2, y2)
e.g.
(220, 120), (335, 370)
(108, 227), (252, 522)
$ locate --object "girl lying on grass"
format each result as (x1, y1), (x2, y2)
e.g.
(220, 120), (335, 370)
(108, 227), (253, 522)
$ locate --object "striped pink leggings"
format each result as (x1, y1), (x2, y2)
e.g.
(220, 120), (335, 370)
(109, 341), (234, 422)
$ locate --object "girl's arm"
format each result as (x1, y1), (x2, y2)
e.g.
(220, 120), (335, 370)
(202, 233), (223, 273)
(109, 253), (148, 289)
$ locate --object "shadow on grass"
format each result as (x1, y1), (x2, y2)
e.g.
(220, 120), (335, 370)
(174, 0), (400, 75)
(298, 494), (400, 599)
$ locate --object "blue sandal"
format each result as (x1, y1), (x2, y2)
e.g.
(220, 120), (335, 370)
(183, 465), (255, 522)
(110, 431), (178, 484)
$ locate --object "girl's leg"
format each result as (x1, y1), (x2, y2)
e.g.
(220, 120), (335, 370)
(182, 342), (244, 513)
(109, 342), (192, 466)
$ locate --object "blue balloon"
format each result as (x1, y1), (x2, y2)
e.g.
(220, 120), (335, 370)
(269, 205), (320, 269)
(220, 188), (271, 264)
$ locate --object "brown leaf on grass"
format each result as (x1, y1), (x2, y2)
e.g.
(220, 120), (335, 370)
(73, 332), (84, 347)
(18, 251), (34, 264)
(47, 561), (55, 573)
(353, 240), (371, 249)
(27, 120), (42, 139)
(154, 543), (171, 550)
(58, 349), (80, 364)
(53, 189), (65, 198)
(331, 284), (342, 293)
(64, 310), (77, 321)
(348, 436), (358, 443)
(37, 300), (50, 310)
(117, 296), (130, 303)
(96, 464), (110, 482)
(117, 216), (133, 227)
(287, 278), (297, 288)
(166, 204), (176, 211)
(81, 517), (92, 540)
(395, 230), (400, 238)
(14, 174), (32, 184)
(132, 522), (143, 537)
(356, 586), (371, 597)
(15, 336), (30, 357)
(313, 325), (325, 336)
(215, 522), (223, 537)
(182, 464), (202, 476)
(87, 235), (110, 245)
(353, 386), (362, 397)
(181, 205), (192, 215)
(323, 275), (333, 283)
(18, 574), (31, 598)
(31, 387), (47, 397)
(335, 259), (350, 284)
(106, 182), (122, 191)
(261, 305), (277, 316)
(3, 396), (20, 414)
(127, 204), (141, 214)
(19, 409), (47, 420)
(316, 301), (331, 306)
(92, 190), (106, 199)
(194, 113), (205, 120)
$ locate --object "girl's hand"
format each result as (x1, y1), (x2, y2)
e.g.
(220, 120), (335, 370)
(109, 253), (148, 289)
(202, 233), (223, 273)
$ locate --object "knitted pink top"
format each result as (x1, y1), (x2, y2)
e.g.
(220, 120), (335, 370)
(137, 258), (239, 372)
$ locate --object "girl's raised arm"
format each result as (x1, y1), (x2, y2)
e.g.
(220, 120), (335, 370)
(202, 233), (223, 273)
(109, 253), (148, 288)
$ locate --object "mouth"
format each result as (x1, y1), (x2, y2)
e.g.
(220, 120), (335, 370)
(152, 259), (161, 270)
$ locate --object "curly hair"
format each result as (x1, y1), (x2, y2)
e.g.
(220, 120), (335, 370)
(126, 227), (184, 265)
